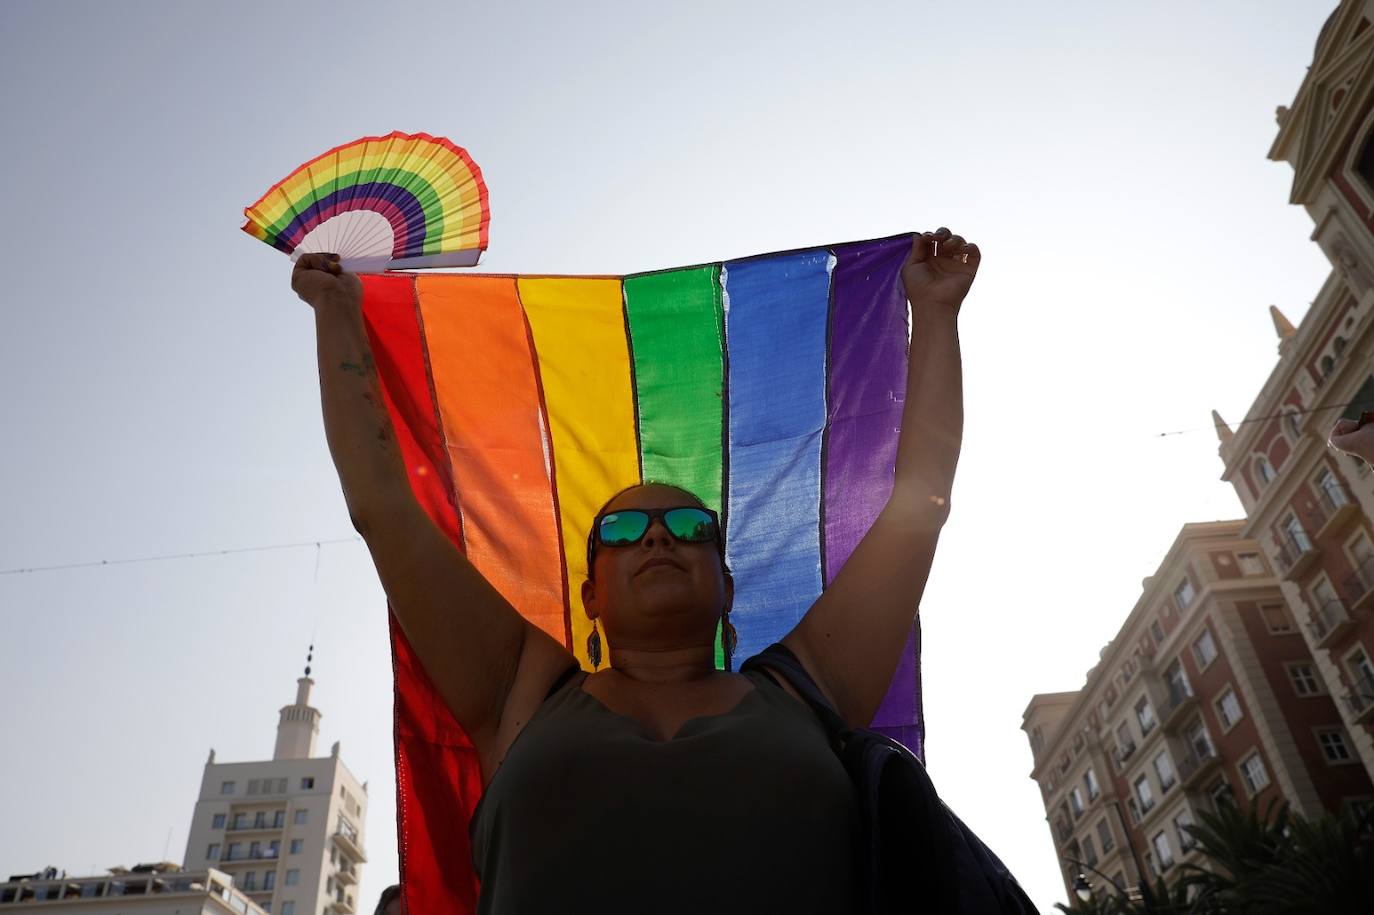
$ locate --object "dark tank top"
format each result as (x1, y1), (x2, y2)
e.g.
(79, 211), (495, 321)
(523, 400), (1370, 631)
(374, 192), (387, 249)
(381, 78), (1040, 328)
(469, 664), (861, 914)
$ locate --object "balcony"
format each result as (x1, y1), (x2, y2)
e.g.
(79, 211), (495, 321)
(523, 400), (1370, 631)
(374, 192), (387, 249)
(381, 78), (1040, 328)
(1160, 682), (1196, 731)
(226, 818), (284, 834)
(216, 848), (279, 865)
(1316, 485), (1360, 538)
(1345, 672), (1374, 725)
(328, 894), (356, 914)
(1115, 740), (1138, 767)
(1275, 529), (1319, 579)
(1054, 819), (1072, 844)
(335, 867), (357, 887)
(1341, 556), (1374, 612)
(332, 826), (367, 863)
(1179, 744), (1222, 789)
(1307, 598), (1356, 650)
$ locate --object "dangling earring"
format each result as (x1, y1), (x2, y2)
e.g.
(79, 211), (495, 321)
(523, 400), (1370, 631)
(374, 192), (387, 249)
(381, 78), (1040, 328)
(722, 613), (738, 671)
(587, 620), (603, 670)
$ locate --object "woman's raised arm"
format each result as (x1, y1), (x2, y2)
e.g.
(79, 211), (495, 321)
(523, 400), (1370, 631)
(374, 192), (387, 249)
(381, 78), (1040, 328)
(293, 254), (575, 779)
(782, 228), (975, 727)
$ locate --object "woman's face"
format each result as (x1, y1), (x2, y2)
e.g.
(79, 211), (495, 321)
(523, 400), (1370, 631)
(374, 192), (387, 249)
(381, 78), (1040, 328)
(580, 483), (731, 649)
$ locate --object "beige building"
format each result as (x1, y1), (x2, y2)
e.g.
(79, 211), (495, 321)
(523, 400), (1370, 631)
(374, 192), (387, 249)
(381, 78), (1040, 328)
(1023, 522), (1372, 901)
(0, 863), (267, 914)
(181, 669), (368, 915)
(1213, 0), (1374, 781)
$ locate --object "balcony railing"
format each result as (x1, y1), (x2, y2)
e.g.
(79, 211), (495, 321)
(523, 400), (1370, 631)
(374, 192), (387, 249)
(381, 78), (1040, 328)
(217, 848), (279, 863)
(1341, 556), (1374, 612)
(1275, 529), (1319, 578)
(1115, 740), (1138, 766)
(1345, 671), (1374, 725)
(332, 825), (367, 863)
(1160, 681), (1196, 730)
(1316, 484), (1359, 536)
(1178, 744), (1222, 788)
(1307, 598), (1356, 650)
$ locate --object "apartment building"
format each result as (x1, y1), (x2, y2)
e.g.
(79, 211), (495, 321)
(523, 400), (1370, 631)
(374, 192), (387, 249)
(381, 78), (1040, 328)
(1023, 522), (1372, 900)
(0, 863), (267, 914)
(181, 671), (368, 915)
(1213, 0), (1374, 778)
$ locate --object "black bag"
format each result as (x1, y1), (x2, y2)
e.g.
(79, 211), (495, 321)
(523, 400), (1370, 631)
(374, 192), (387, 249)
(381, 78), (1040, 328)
(742, 644), (1039, 915)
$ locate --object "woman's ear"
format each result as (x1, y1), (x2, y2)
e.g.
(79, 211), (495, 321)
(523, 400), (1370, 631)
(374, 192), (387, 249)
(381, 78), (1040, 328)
(581, 578), (599, 619)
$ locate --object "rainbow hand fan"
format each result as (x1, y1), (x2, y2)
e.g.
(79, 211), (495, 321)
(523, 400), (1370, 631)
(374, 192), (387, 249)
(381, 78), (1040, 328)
(242, 132), (489, 272)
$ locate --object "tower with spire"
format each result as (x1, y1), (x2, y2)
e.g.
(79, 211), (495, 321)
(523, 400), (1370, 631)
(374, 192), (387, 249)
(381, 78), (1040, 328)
(273, 646), (322, 761)
(181, 648), (369, 915)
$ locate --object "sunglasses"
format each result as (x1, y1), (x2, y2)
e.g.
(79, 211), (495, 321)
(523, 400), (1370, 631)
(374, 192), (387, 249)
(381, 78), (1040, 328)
(586, 506), (721, 567)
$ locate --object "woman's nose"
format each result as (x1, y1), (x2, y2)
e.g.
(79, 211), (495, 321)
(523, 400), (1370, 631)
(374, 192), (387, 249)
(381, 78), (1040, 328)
(641, 517), (673, 546)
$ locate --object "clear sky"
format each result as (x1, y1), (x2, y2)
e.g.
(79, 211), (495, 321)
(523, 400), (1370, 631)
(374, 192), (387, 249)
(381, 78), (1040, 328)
(0, 0), (1338, 910)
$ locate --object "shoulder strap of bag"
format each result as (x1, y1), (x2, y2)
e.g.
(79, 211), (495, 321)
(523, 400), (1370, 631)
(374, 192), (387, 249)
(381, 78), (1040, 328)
(741, 643), (849, 741)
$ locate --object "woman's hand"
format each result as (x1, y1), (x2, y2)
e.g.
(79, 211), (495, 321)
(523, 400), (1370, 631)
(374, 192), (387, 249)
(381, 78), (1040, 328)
(1329, 413), (1374, 464)
(292, 252), (363, 310)
(902, 227), (980, 312)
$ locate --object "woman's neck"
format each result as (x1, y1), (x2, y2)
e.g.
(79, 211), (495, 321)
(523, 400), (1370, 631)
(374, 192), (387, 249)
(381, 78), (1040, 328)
(606, 643), (720, 683)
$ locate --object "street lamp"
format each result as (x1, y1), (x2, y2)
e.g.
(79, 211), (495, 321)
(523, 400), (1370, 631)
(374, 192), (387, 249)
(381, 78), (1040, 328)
(1072, 873), (1093, 904)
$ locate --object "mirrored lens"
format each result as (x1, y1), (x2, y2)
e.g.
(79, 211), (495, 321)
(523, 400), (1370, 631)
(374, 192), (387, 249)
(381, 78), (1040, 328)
(664, 508), (716, 542)
(599, 511), (651, 545)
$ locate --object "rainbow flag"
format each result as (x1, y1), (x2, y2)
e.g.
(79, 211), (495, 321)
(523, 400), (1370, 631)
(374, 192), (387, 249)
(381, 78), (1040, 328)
(361, 233), (924, 914)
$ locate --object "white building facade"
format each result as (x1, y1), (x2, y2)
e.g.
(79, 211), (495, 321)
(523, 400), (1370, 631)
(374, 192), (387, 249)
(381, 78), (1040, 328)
(182, 675), (368, 915)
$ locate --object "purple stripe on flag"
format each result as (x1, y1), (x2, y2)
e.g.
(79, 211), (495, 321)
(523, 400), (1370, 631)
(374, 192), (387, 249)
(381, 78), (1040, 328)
(823, 233), (923, 757)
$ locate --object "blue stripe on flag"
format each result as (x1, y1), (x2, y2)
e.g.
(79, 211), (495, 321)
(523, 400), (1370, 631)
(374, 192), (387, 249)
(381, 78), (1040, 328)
(723, 249), (833, 662)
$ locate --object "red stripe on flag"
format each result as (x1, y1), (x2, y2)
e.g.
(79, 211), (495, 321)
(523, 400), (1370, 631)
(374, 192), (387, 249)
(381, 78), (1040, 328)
(360, 273), (481, 915)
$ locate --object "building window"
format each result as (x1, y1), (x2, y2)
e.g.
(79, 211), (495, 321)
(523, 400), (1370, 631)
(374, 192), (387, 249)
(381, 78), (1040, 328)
(1216, 688), (1243, 730)
(1237, 552), (1265, 576)
(1069, 786), (1085, 817)
(294, 810), (308, 825)
(1317, 728), (1354, 764)
(1084, 768), (1100, 801)
(1349, 647), (1374, 685)
(1174, 578), (1196, 611)
(281, 903), (295, 915)
(249, 841), (261, 859)
(1240, 752), (1270, 795)
(212, 813), (225, 829)
(1152, 830), (1175, 870)
(207, 843), (220, 861)
(226, 842), (241, 862)
(221, 781), (236, 795)
(1255, 456), (1275, 486)
(1317, 469), (1348, 509)
(289, 839), (303, 855)
(1185, 717), (1214, 759)
(1082, 835), (1098, 867)
(273, 810), (286, 828)
(1135, 697), (1157, 735)
(1096, 818), (1115, 853)
(233, 813), (248, 830)
(248, 779), (261, 796)
(1154, 751), (1176, 791)
(267, 840), (280, 858)
(1287, 663), (1322, 696)
(1260, 603), (1293, 633)
(254, 811), (267, 829)
(1164, 659), (1192, 702)
(302, 777), (315, 790)
(264, 871), (276, 890)
(1192, 629), (1218, 668)
(1134, 775), (1155, 812)
(1283, 514), (1311, 552)
(1174, 810), (1196, 852)
(242, 872), (257, 891)
(1150, 620), (1165, 644)
(1207, 777), (1232, 808)
(285, 870), (300, 887)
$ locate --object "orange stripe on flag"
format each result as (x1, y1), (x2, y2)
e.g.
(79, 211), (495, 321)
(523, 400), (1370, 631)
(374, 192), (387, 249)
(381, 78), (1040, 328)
(415, 275), (568, 646)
